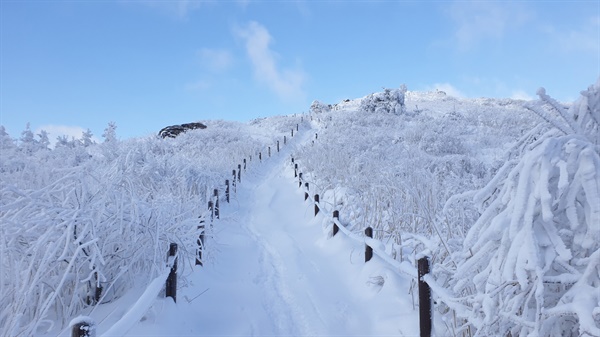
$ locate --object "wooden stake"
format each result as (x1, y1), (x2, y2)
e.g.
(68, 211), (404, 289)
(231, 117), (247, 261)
(418, 257), (432, 337)
(166, 243), (178, 303)
(333, 210), (339, 237)
(365, 227), (373, 262)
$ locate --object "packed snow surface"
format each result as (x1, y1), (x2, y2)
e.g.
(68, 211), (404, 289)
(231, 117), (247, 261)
(55, 131), (419, 336)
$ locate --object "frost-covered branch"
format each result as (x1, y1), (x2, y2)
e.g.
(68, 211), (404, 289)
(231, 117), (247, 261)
(443, 79), (600, 336)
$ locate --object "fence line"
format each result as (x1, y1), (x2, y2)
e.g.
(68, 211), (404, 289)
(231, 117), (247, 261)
(295, 160), (418, 278)
(292, 138), (435, 335)
(70, 118), (307, 337)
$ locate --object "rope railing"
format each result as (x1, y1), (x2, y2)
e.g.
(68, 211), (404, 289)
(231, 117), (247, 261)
(290, 128), (434, 337)
(69, 118), (307, 337)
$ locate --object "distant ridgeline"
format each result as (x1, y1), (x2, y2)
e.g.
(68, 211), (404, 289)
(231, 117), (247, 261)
(159, 122), (207, 138)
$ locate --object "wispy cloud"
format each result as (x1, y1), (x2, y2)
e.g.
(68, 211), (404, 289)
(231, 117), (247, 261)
(127, 0), (251, 18)
(234, 21), (306, 101)
(446, 1), (531, 51)
(552, 16), (600, 54)
(197, 48), (234, 72)
(125, 0), (206, 18)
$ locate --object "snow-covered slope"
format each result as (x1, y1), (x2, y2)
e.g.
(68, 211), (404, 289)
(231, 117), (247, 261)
(303, 84), (599, 336)
(2, 81), (598, 337)
(300, 90), (540, 239)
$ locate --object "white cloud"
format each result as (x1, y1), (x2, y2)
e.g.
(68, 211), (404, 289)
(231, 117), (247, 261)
(237, 0), (251, 9)
(510, 90), (534, 101)
(173, 0), (203, 17)
(234, 21), (306, 100)
(553, 16), (600, 54)
(34, 125), (99, 148)
(198, 48), (234, 72)
(427, 83), (465, 98)
(125, 0), (206, 18)
(447, 1), (530, 51)
(128, 0), (250, 18)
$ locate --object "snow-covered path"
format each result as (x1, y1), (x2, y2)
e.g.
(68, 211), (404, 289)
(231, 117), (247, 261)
(189, 160), (369, 336)
(108, 133), (419, 336)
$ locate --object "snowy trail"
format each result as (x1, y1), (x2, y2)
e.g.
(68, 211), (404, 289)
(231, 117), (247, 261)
(111, 132), (418, 337)
(233, 158), (367, 336)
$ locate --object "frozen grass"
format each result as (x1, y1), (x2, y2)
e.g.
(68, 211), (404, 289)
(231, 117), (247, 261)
(0, 117), (300, 336)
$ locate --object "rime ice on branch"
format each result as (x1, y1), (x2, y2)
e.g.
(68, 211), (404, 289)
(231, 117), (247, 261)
(444, 79), (600, 337)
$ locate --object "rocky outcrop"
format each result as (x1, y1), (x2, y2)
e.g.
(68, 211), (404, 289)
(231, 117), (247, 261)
(159, 122), (207, 138)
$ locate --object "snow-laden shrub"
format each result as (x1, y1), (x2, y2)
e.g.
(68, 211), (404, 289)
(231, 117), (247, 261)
(294, 94), (534, 248)
(309, 100), (331, 114)
(360, 85), (407, 114)
(441, 80), (600, 336)
(0, 117), (298, 336)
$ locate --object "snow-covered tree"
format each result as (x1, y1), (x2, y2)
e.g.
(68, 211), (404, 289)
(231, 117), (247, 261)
(0, 125), (15, 150)
(37, 130), (50, 150)
(102, 121), (117, 143)
(360, 85), (407, 114)
(310, 100), (331, 114)
(442, 79), (600, 336)
(20, 123), (35, 143)
(101, 122), (118, 160)
(19, 123), (37, 154)
(55, 135), (75, 148)
(81, 128), (95, 147)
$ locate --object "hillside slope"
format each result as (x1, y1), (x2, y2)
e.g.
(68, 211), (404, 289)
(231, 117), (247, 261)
(3, 83), (598, 336)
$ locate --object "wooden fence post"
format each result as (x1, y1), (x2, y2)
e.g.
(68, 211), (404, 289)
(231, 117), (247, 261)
(294, 164), (298, 177)
(208, 200), (214, 221)
(365, 227), (373, 262)
(213, 189), (219, 219)
(225, 179), (230, 203)
(277, 141), (280, 152)
(232, 170), (237, 192)
(238, 164), (242, 183)
(332, 210), (339, 237)
(94, 276), (102, 304)
(296, 124), (299, 132)
(315, 133), (318, 140)
(291, 128), (294, 137)
(196, 217), (205, 266)
(86, 273), (102, 305)
(243, 158), (247, 170)
(268, 146), (271, 157)
(418, 257), (433, 337)
(71, 318), (96, 337)
(166, 243), (178, 303)
(304, 182), (309, 201)
(298, 173), (303, 188)
(314, 194), (320, 216)
(284, 136), (287, 144)
(259, 152), (262, 161)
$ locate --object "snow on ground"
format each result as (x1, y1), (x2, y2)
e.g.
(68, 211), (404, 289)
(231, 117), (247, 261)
(70, 130), (419, 336)
(7, 82), (598, 336)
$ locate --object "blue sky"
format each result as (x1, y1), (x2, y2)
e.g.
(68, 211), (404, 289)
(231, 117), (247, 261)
(1, 1), (599, 142)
